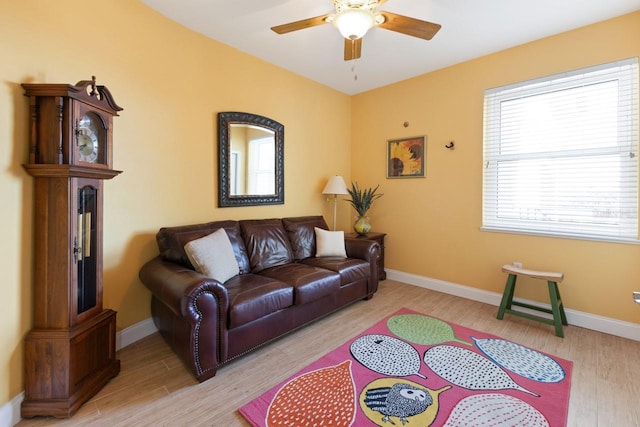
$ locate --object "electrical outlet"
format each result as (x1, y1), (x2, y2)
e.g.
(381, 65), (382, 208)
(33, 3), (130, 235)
(633, 291), (640, 304)
(513, 262), (523, 268)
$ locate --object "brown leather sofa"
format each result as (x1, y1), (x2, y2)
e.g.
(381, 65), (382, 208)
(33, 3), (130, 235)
(139, 215), (380, 382)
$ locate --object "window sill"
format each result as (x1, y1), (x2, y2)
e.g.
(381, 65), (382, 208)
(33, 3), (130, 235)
(480, 226), (640, 245)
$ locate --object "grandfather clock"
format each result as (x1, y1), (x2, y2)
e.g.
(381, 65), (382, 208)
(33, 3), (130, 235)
(21, 77), (122, 418)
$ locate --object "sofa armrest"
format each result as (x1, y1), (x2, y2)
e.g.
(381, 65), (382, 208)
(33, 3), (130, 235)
(344, 238), (379, 263)
(139, 256), (229, 323)
(139, 256), (230, 381)
(345, 238), (381, 294)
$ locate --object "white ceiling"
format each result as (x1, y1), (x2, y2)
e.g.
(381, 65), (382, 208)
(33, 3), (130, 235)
(141, 0), (640, 95)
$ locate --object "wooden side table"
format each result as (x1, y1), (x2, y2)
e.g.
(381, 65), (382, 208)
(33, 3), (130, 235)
(345, 232), (386, 280)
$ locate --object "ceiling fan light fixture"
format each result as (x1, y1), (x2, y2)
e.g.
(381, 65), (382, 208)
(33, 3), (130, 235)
(334, 8), (375, 40)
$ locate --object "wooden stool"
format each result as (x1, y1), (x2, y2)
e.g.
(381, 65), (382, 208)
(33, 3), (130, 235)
(497, 264), (568, 337)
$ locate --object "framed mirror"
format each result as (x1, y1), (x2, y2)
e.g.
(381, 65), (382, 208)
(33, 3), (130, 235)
(218, 112), (284, 207)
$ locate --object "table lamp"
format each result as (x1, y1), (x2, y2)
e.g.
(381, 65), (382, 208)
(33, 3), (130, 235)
(322, 175), (349, 230)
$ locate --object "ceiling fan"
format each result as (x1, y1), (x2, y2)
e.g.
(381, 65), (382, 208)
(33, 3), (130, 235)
(271, 0), (441, 61)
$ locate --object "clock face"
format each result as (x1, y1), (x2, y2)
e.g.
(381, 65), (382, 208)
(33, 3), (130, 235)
(78, 114), (100, 163)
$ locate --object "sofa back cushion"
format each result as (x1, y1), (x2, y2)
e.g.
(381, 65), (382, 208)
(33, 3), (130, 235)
(240, 219), (293, 273)
(282, 216), (329, 260)
(156, 220), (251, 274)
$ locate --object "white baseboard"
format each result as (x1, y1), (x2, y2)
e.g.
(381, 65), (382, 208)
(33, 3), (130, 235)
(115, 317), (158, 351)
(0, 392), (22, 427)
(386, 269), (640, 342)
(4, 271), (638, 426)
(2, 318), (159, 427)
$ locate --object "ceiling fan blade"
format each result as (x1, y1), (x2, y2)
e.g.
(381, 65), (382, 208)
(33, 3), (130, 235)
(377, 11), (441, 40)
(344, 38), (362, 61)
(271, 14), (331, 34)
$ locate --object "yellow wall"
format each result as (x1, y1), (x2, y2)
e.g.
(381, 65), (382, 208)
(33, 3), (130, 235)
(1, 0), (638, 412)
(353, 12), (640, 324)
(0, 0), (352, 406)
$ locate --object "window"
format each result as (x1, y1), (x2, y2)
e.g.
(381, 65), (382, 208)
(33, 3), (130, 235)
(483, 58), (639, 242)
(247, 137), (275, 194)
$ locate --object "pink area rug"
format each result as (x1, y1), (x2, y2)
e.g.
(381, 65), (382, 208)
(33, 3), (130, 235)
(239, 307), (572, 427)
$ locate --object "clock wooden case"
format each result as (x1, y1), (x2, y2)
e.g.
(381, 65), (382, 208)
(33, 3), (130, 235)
(21, 77), (123, 418)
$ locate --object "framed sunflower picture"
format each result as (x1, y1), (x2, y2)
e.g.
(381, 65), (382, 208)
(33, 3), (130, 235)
(386, 135), (426, 178)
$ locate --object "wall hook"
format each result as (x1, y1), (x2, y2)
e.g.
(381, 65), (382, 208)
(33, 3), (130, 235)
(445, 141), (455, 150)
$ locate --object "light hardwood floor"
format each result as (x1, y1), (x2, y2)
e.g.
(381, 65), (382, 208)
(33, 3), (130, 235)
(16, 280), (640, 426)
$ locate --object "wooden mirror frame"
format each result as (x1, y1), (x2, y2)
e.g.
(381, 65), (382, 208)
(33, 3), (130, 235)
(218, 111), (284, 207)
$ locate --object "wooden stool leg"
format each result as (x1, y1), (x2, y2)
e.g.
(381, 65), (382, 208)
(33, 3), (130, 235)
(497, 274), (517, 320)
(551, 281), (568, 326)
(547, 280), (565, 338)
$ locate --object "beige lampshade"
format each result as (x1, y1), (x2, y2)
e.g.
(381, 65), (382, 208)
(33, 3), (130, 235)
(322, 175), (349, 195)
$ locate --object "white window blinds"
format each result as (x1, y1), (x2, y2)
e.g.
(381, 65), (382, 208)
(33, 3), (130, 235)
(483, 58), (639, 242)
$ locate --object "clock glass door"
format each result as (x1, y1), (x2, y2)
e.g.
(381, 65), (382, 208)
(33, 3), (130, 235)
(77, 184), (98, 314)
(75, 109), (107, 165)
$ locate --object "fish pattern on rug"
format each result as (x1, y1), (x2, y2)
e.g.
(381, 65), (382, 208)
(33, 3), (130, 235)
(239, 307), (572, 427)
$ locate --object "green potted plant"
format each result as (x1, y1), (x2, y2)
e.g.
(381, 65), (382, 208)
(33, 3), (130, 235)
(345, 182), (383, 235)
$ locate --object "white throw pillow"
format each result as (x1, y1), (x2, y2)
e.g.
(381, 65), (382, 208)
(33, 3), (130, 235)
(314, 227), (347, 257)
(184, 228), (239, 283)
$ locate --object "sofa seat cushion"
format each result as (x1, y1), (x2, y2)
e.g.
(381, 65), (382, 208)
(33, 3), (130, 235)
(300, 257), (370, 286)
(259, 264), (340, 305)
(224, 274), (294, 328)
